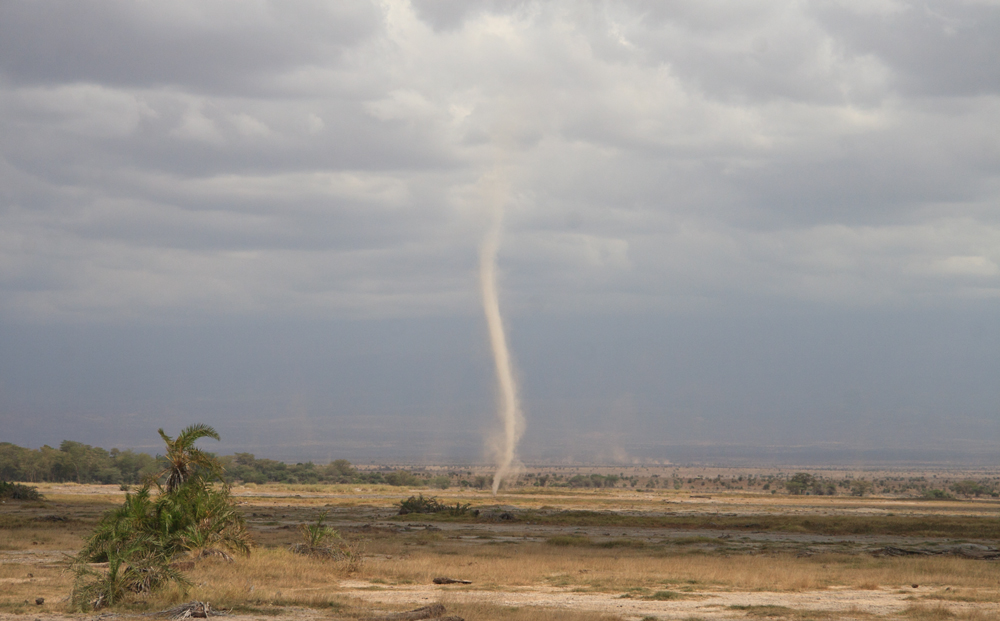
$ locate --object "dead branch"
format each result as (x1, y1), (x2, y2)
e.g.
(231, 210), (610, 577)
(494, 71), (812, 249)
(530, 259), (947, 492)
(361, 603), (447, 621)
(156, 601), (218, 619)
(433, 577), (472, 584)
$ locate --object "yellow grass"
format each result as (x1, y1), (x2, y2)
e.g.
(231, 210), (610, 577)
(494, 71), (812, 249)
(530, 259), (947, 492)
(0, 527), (83, 551)
(346, 543), (1000, 594)
(5, 479), (1000, 619)
(901, 604), (996, 620)
(0, 557), (71, 613)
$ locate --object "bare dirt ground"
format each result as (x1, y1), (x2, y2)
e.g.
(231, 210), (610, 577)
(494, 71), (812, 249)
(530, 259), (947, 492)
(339, 580), (1000, 619)
(4, 474), (1000, 620)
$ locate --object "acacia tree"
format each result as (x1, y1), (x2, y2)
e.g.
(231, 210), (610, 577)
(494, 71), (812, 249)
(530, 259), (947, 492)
(156, 424), (222, 492)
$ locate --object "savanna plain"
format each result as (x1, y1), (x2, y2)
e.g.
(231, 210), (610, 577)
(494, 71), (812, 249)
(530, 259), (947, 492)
(4, 466), (1000, 621)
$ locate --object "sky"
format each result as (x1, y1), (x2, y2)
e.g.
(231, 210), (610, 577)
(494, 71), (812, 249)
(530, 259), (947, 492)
(2, 0), (999, 465)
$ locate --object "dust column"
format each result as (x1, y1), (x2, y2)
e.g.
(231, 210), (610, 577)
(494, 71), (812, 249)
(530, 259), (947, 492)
(480, 194), (524, 496)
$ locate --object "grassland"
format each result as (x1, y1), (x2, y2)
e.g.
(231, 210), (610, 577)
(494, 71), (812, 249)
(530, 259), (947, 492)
(2, 470), (1000, 620)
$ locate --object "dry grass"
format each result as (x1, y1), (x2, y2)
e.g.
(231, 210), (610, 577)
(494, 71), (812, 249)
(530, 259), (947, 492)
(403, 509), (1000, 539)
(0, 527), (84, 552)
(5, 480), (1000, 620)
(150, 549), (354, 610)
(912, 588), (1000, 603)
(435, 601), (623, 621)
(7, 542), (996, 619)
(727, 604), (848, 619)
(0, 557), (72, 613)
(900, 603), (998, 620)
(349, 539), (1000, 594)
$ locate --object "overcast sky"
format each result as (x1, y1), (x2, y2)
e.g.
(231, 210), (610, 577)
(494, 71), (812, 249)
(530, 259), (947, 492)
(2, 1), (999, 465)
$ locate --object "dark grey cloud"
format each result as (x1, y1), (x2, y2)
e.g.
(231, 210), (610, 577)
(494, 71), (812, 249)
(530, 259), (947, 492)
(1, 1), (999, 461)
(0, 1), (382, 93)
(814, 1), (1000, 97)
(3, 308), (999, 462)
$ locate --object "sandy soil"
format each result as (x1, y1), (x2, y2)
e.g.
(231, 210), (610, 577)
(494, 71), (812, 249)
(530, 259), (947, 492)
(338, 579), (1000, 620)
(4, 588), (998, 621)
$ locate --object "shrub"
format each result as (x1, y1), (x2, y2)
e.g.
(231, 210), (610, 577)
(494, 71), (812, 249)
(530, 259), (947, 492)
(922, 489), (954, 500)
(850, 480), (873, 497)
(0, 481), (42, 500)
(72, 425), (251, 610)
(289, 512), (365, 572)
(71, 541), (187, 611)
(79, 482), (251, 565)
(786, 473), (814, 495)
(398, 494), (445, 514)
(73, 479), (252, 609)
(951, 480), (991, 498)
(385, 470), (424, 486)
(291, 512), (340, 555)
(397, 494), (471, 516)
(430, 475), (451, 489)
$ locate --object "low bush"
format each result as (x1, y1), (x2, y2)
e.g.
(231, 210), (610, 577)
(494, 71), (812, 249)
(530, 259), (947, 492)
(71, 424), (252, 611)
(0, 481), (42, 500)
(289, 512), (364, 572)
(430, 475), (451, 489)
(397, 494), (471, 516)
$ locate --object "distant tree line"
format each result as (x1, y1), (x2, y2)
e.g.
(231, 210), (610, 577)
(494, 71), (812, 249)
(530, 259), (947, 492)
(4, 441), (998, 499)
(220, 453), (376, 485)
(0, 441), (444, 487)
(0, 441), (160, 485)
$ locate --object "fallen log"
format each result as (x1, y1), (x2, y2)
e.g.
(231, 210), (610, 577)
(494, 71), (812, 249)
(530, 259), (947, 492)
(433, 577), (472, 584)
(362, 603), (446, 621)
(160, 601), (216, 619)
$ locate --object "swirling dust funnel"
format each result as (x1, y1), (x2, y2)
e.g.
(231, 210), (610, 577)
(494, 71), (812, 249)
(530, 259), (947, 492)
(479, 173), (524, 496)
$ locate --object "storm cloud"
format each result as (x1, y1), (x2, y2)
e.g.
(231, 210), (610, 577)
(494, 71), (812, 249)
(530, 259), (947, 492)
(2, 1), (999, 463)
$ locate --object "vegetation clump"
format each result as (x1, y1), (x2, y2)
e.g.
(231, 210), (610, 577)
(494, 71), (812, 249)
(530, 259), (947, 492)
(0, 440), (158, 484)
(0, 480), (42, 500)
(950, 479), (993, 498)
(785, 472), (836, 496)
(71, 424), (252, 611)
(397, 494), (471, 516)
(922, 489), (955, 500)
(291, 512), (339, 556)
(289, 512), (364, 573)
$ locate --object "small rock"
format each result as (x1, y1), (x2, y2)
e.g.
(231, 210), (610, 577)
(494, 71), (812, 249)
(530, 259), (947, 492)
(912, 584), (919, 588)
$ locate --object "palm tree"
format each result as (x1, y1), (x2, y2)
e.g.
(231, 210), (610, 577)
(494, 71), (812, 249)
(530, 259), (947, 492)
(155, 424), (222, 493)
